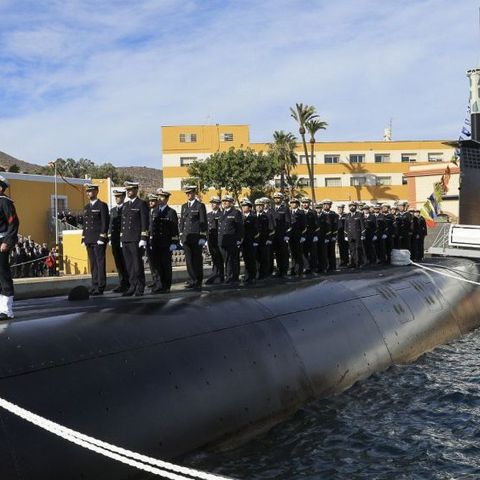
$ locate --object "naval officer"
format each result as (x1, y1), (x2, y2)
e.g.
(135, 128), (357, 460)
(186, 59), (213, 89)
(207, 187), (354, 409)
(82, 183), (109, 295)
(109, 188), (129, 293)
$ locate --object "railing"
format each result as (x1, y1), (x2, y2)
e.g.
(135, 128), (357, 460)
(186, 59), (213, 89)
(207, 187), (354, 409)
(426, 223), (451, 253)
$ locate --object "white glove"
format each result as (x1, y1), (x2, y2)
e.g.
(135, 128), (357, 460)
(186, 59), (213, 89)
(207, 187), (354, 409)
(332, 236), (337, 241)
(266, 240), (272, 245)
(382, 234), (387, 240)
(179, 241), (183, 247)
(169, 244), (177, 252)
(372, 235), (377, 241)
(416, 234), (420, 239)
(97, 240), (105, 245)
(139, 240), (147, 248)
(313, 236), (318, 243)
(300, 237), (305, 243)
(284, 236), (289, 242)
(236, 240), (242, 246)
(344, 237), (348, 242)
(361, 236), (365, 241)
(198, 238), (206, 246)
(324, 239), (329, 244)
(120, 242), (123, 248)
(253, 242), (259, 247)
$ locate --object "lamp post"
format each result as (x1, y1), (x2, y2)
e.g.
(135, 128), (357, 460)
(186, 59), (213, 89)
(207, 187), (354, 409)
(48, 160), (59, 275)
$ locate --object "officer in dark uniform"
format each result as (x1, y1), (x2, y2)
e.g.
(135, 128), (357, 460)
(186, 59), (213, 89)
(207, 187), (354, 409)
(255, 198), (272, 279)
(82, 183), (109, 295)
(0, 176), (19, 320)
(337, 204), (349, 267)
(287, 198), (306, 276)
(394, 201), (413, 250)
(218, 195), (244, 284)
(121, 181), (149, 296)
(373, 203), (387, 264)
(205, 196), (224, 284)
(323, 199), (338, 272)
(240, 198), (258, 284)
(109, 188), (129, 293)
(146, 193), (161, 290)
(345, 201), (365, 268)
(262, 197), (275, 277)
(149, 188), (179, 293)
(361, 204), (377, 265)
(314, 202), (329, 274)
(179, 185), (208, 288)
(300, 198), (318, 274)
(381, 203), (395, 264)
(414, 209), (427, 262)
(272, 192), (291, 277)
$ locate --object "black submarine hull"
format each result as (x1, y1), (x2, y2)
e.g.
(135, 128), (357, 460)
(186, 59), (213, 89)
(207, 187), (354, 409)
(1, 258), (480, 479)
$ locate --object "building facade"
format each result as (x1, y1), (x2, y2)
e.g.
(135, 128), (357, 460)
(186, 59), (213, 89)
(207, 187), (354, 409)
(162, 124), (456, 210)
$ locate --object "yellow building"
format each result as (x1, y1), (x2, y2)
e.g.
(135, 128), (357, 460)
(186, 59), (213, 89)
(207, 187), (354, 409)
(162, 124), (455, 209)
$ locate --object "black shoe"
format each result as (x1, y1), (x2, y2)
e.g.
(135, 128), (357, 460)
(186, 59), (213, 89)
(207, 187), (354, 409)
(91, 290), (103, 296)
(88, 287), (97, 294)
(112, 286), (125, 293)
(185, 282), (196, 289)
(147, 282), (155, 288)
(134, 290), (144, 297)
(0, 313), (14, 321)
(205, 275), (217, 285)
(122, 288), (135, 297)
(303, 269), (312, 274)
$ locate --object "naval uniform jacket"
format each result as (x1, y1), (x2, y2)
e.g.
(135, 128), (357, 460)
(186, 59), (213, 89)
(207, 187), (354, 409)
(394, 211), (413, 239)
(256, 211), (271, 244)
(272, 204), (291, 238)
(82, 200), (109, 244)
(337, 212), (347, 237)
(287, 209), (307, 240)
(0, 195), (19, 247)
(326, 210), (339, 240)
(179, 199), (208, 244)
(207, 210), (222, 247)
(303, 209), (318, 240)
(149, 205), (179, 247)
(345, 211), (365, 241)
(121, 197), (149, 243)
(109, 204), (124, 245)
(242, 212), (259, 245)
(218, 208), (244, 248)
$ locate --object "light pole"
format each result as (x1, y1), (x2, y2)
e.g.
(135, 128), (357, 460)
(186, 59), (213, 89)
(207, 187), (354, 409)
(48, 160), (59, 275)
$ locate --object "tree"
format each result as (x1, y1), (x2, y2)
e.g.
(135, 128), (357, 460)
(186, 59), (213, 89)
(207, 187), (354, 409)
(269, 131), (297, 193)
(290, 103), (318, 201)
(305, 118), (328, 201)
(8, 164), (20, 173)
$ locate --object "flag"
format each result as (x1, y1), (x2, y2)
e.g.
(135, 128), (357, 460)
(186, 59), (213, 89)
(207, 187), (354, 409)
(440, 165), (451, 192)
(461, 126), (471, 137)
(428, 193), (440, 215)
(421, 202), (436, 227)
(433, 183), (443, 203)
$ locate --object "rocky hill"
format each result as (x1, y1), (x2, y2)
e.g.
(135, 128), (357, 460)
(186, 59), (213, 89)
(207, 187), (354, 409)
(0, 151), (41, 173)
(116, 166), (163, 192)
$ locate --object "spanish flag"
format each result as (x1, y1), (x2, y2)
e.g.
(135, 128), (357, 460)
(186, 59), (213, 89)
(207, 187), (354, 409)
(421, 201), (436, 228)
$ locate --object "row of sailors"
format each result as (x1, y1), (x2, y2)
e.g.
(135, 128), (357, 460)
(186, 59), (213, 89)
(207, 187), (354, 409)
(81, 183), (427, 295)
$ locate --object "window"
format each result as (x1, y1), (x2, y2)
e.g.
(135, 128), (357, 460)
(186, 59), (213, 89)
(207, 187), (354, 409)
(179, 133), (197, 143)
(375, 153), (390, 163)
(349, 154), (365, 163)
(402, 176), (408, 185)
(298, 154), (316, 164)
(325, 177), (342, 187)
(324, 154), (339, 164)
(298, 177), (316, 187)
(51, 195), (68, 212)
(401, 153), (417, 162)
(376, 176), (392, 186)
(180, 157), (198, 166)
(350, 177), (366, 186)
(428, 152), (444, 162)
(220, 133), (234, 142)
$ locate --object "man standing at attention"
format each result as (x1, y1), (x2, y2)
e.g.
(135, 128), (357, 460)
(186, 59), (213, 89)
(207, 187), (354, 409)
(109, 188), (129, 293)
(82, 183), (109, 296)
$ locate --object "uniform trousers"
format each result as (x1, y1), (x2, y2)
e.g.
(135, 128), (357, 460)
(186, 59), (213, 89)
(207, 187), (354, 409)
(348, 238), (364, 268)
(375, 238), (387, 264)
(183, 241), (203, 284)
(394, 235), (411, 250)
(256, 242), (269, 279)
(363, 237), (376, 264)
(147, 245), (160, 288)
(122, 242), (145, 293)
(316, 238), (328, 273)
(0, 250), (14, 297)
(302, 237), (318, 272)
(220, 245), (240, 282)
(111, 242), (129, 289)
(272, 236), (289, 275)
(207, 241), (224, 281)
(151, 245), (173, 290)
(327, 239), (337, 271)
(242, 242), (257, 281)
(289, 239), (304, 275)
(86, 243), (106, 292)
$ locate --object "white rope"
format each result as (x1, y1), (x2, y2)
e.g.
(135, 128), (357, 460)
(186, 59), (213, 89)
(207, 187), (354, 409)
(0, 396), (233, 480)
(410, 262), (480, 286)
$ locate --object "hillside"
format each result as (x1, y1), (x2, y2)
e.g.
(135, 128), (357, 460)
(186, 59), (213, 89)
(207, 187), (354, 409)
(0, 151), (41, 173)
(116, 166), (163, 193)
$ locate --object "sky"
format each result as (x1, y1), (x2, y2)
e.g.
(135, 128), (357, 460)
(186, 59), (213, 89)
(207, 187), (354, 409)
(0, 0), (479, 168)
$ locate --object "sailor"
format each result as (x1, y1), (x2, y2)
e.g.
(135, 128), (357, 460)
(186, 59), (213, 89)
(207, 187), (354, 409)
(240, 198), (258, 283)
(361, 204), (377, 265)
(381, 203), (395, 264)
(82, 183), (109, 295)
(179, 186), (208, 288)
(300, 197), (318, 274)
(394, 201), (412, 250)
(287, 198), (306, 276)
(336, 203), (349, 267)
(121, 181), (149, 296)
(344, 201), (365, 268)
(109, 188), (129, 293)
(149, 188), (179, 293)
(146, 193), (160, 291)
(314, 202), (328, 274)
(261, 197), (275, 277)
(205, 196), (224, 284)
(323, 199), (338, 272)
(414, 209), (427, 262)
(0, 176), (19, 320)
(218, 195), (244, 284)
(255, 198), (272, 279)
(272, 192), (291, 277)
(373, 203), (387, 264)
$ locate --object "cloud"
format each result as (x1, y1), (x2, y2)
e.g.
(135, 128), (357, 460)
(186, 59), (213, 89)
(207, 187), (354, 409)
(0, 0), (478, 168)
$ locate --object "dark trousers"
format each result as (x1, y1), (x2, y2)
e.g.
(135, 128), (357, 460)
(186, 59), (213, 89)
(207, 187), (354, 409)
(289, 239), (303, 275)
(256, 242), (269, 279)
(207, 242), (224, 281)
(394, 235), (411, 250)
(220, 245), (240, 282)
(363, 237), (376, 264)
(302, 238), (318, 272)
(152, 245), (173, 290)
(316, 237), (328, 273)
(111, 242), (129, 289)
(147, 246), (160, 288)
(122, 242), (145, 293)
(183, 241), (203, 284)
(348, 239), (364, 268)
(86, 243), (106, 291)
(375, 238), (387, 264)
(0, 250), (14, 297)
(385, 236), (393, 263)
(327, 240), (336, 271)
(273, 236), (289, 275)
(338, 233), (349, 266)
(242, 242), (257, 281)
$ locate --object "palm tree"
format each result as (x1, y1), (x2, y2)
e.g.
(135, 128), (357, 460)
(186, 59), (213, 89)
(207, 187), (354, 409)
(270, 131), (298, 193)
(305, 118), (328, 202)
(290, 103), (318, 201)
